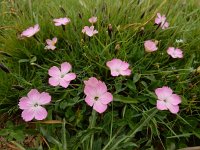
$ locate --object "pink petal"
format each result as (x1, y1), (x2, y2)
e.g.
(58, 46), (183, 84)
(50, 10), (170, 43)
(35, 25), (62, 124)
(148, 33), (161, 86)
(120, 62), (129, 70)
(82, 26), (89, 33)
(162, 22), (169, 29)
(175, 48), (182, 53)
(55, 22), (62, 26)
(120, 69), (131, 76)
(90, 26), (94, 30)
(48, 66), (61, 77)
(34, 24), (40, 31)
(96, 81), (107, 95)
(38, 92), (51, 105)
(156, 100), (168, 110)
(98, 92), (113, 105)
(61, 18), (70, 24)
(27, 89), (40, 101)
(18, 97), (30, 110)
(166, 94), (181, 105)
(106, 59), (122, 70)
(86, 29), (94, 37)
(46, 39), (53, 45)
(49, 77), (60, 86)
(177, 53), (183, 58)
(166, 103), (179, 114)
(93, 30), (98, 34)
(93, 101), (107, 113)
(34, 106), (48, 120)
(157, 13), (161, 18)
(61, 62), (71, 75)
(175, 49), (183, 58)
(21, 109), (35, 122)
(110, 70), (120, 76)
(59, 79), (70, 88)
(53, 19), (59, 22)
(49, 45), (56, 50)
(45, 45), (56, 50)
(63, 73), (76, 81)
(21, 28), (34, 37)
(167, 47), (175, 56)
(84, 77), (99, 87)
(155, 18), (161, 25)
(84, 85), (97, 97)
(161, 16), (166, 22)
(82, 28), (86, 33)
(52, 37), (57, 43)
(85, 96), (95, 107)
(155, 86), (173, 101)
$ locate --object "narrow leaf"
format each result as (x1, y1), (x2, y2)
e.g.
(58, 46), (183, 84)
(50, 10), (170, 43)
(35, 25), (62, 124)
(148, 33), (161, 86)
(113, 95), (138, 104)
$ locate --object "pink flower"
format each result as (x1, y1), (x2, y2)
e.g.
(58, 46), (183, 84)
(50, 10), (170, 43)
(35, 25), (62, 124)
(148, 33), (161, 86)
(21, 24), (40, 38)
(155, 86), (181, 114)
(48, 62), (76, 88)
(106, 59), (131, 76)
(155, 13), (169, 29)
(144, 40), (158, 52)
(45, 37), (57, 50)
(82, 26), (98, 37)
(89, 16), (97, 24)
(84, 77), (113, 113)
(18, 89), (51, 122)
(167, 47), (183, 58)
(53, 17), (71, 26)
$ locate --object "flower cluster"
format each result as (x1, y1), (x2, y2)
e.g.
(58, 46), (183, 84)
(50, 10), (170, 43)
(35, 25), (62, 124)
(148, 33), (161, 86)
(144, 13), (183, 58)
(19, 57), (131, 121)
(20, 17), (98, 52)
(82, 16), (98, 37)
(18, 13), (183, 122)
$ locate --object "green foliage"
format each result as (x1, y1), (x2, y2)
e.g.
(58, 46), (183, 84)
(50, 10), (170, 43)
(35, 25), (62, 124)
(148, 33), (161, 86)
(0, 121), (25, 142)
(0, 0), (200, 149)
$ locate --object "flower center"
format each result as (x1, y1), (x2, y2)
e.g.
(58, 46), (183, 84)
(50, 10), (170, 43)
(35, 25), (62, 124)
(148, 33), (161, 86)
(116, 69), (120, 72)
(34, 103), (39, 107)
(52, 42), (56, 46)
(60, 73), (66, 78)
(94, 96), (99, 101)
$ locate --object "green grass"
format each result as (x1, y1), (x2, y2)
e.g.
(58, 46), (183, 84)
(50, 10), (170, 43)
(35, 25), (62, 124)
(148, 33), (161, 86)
(0, 0), (200, 149)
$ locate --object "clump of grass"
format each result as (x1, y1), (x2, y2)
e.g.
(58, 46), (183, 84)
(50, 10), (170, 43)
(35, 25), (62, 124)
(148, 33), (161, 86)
(0, 0), (200, 149)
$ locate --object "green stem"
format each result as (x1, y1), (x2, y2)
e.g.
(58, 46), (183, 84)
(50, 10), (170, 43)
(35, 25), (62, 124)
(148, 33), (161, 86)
(62, 118), (67, 150)
(89, 110), (97, 150)
(110, 102), (114, 141)
(94, 36), (106, 49)
(30, 63), (48, 70)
